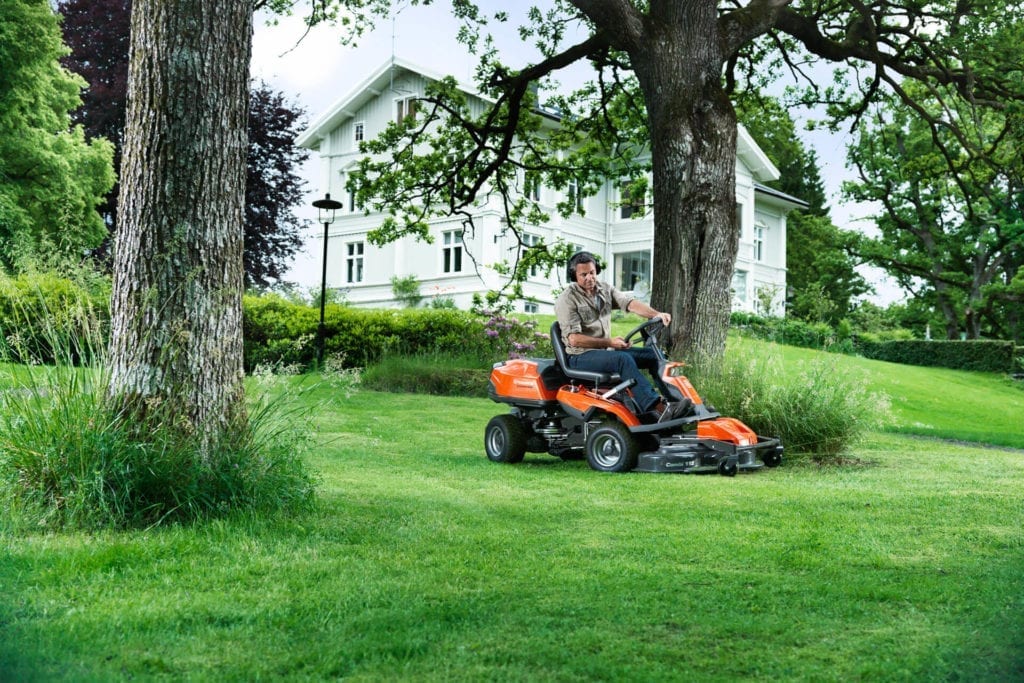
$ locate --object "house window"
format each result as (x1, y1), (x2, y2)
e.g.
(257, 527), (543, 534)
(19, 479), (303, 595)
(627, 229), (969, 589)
(753, 224), (765, 262)
(346, 242), (364, 283)
(523, 302), (539, 314)
(524, 172), (541, 202)
(522, 233), (541, 278)
(731, 270), (748, 305)
(615, 250), (650, 291)
(442, 230), (463, 273)
(619, 180), (645, 219)
(567, 177), (583, 213)
(736, 203), (743, 238)
(396, 97), (418, 125)
(342, 173), (356, 212)
(354, 121), (364, 144)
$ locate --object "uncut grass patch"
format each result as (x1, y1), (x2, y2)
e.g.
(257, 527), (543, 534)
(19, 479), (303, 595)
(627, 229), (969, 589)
(2, 385), (1022, 681)
(745, 338), (1024, 450)
(361, 352), (491, 397)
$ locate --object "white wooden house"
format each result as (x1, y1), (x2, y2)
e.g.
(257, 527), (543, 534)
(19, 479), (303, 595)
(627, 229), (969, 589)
(296, 58), (806, 315)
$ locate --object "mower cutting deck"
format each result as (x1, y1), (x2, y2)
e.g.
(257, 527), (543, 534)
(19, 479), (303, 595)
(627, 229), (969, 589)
(484, 319), (783, 476)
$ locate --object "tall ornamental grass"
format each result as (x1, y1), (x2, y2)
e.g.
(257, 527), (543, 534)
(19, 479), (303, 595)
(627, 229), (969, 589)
(0, 277), (318, 531)
(688, 343), (890, 460)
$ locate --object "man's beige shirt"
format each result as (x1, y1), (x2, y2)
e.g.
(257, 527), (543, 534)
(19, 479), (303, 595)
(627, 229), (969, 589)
(554, 281), (634, 355)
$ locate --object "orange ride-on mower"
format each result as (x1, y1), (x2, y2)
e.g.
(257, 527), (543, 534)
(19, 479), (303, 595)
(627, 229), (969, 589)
(484, 319), (783, 475)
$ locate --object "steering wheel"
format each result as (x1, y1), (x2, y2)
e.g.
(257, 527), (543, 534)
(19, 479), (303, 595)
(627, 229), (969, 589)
(623, 317), (665, 347)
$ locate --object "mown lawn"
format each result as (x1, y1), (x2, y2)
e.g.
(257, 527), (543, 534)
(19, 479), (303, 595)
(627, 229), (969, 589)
(2, 367), (1023, 680)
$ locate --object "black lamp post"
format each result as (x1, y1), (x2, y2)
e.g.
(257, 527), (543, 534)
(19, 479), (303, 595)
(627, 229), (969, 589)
(312, 192), (342, 368)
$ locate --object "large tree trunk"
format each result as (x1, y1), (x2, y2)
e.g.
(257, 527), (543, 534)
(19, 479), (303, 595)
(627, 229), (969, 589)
(631, 3), (738, 362)
(109, 0), (252, 450)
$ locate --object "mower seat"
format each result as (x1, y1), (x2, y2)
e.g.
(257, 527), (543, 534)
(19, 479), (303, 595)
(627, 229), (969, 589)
(550, 321), (622, 387)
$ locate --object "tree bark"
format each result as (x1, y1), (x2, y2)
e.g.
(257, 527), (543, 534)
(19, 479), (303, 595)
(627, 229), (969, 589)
(109, 0), (252, 450)
(630, 2), (738, 361)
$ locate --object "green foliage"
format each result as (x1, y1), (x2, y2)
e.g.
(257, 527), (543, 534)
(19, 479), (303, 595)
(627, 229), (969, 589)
(242, 294), (499, 370)
(730, 312), (842, 351)
(0, 364), (317, 530)
(843, 82), (1024, 341)
(690, 343), (888, 460)
(390, 274), (423, 308)
(0, 0), (115, 269)
(858, 339), (1018, 374)
(242, 292), (319, 371)
(361, 353), (492, 396)
(0, 270), (110, 365)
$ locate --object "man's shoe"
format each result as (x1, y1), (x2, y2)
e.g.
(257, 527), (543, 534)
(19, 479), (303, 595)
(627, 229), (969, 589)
(658, 398), (693, 422)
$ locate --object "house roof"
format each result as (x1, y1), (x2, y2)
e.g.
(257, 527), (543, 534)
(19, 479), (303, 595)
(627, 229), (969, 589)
(297, 58), (784, 186)
(754, 182), (810, 210)
(296, 58), (477, 149)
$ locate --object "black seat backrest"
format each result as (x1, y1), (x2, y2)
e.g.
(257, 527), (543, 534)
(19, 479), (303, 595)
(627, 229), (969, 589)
(550, 321), (620, 386)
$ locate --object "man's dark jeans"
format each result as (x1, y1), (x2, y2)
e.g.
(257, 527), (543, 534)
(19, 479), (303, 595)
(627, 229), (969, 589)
(566, 346), (661, 412)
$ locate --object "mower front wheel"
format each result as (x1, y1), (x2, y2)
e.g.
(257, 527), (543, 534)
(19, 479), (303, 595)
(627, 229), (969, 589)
(485, 414), (527, 464)
(585, 421), (639, 473)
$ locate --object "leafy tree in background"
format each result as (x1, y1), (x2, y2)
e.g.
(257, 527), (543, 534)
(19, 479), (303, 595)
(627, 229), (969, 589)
(244, 83), (309, 288)
(736, 96), (869, 323)
(0, 0), (114, 270)
(316, 0), (1024, 361)
(844, 83), (1024, 341)
(57, 0), (309, 287)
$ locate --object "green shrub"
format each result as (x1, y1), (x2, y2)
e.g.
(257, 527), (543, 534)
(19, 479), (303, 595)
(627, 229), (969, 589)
(242, 295), (540, 372)
(729, 312), (839, 351)
(0, 362), (317, 531)
(689, 346), (889, 461)
(0, 271), (110, 365)
(391, 274), (423, 308)
(857, 338), (1017, 373)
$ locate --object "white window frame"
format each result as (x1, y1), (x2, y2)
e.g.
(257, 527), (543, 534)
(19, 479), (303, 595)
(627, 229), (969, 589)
(731, 270), (749, 306)
(395, 97), (418, 125)
(753, 223), (765, 262)
(615, 250), (651, 292)
(523, 171), (541, 202)
(522, 233), (542, 278)
(567, 177), (583, 213)
(353, 121), (364, 144)
(346, 241), (364, 283)
(442, 230), (463, 273)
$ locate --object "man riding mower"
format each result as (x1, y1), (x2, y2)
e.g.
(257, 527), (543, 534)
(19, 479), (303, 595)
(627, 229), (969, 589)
(484, 318), (783, 475)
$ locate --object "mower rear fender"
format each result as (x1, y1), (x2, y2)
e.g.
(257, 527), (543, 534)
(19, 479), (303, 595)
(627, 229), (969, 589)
(488, 359), (559, 404)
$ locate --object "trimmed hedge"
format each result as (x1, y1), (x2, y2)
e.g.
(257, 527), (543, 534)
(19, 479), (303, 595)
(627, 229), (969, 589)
(0, 272), (110, 364)
(730, 312), (839, 350)
(857, 338), (1018, 374)
(242, 294), (499, 371)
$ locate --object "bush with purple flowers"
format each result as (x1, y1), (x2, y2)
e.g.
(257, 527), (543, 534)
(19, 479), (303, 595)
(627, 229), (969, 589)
(479, 310), (552, 360)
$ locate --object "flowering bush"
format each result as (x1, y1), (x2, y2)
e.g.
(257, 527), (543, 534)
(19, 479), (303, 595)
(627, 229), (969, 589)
(479, 311), (552, 360)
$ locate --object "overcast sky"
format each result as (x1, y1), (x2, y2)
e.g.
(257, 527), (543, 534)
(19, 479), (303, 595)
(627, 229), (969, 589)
(250, 5), (895, 302)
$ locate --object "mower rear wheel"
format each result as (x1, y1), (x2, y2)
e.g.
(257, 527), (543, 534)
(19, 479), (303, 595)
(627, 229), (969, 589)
(585, 421), (639, 473)
(485, 414), (527, 464)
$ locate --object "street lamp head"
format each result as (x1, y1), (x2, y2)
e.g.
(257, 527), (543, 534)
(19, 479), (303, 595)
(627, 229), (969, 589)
(313, 192), (343, 225)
